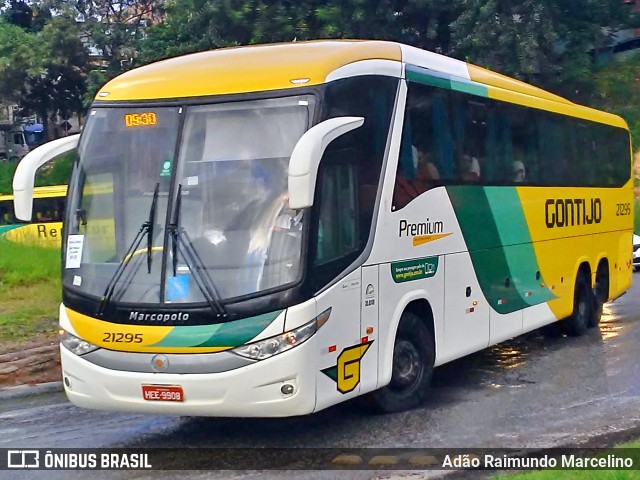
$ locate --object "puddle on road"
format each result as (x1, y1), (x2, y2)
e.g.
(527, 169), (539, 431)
(433, 339), (535, 390)
(598, 304), (623, 341)
(433, 300), (630, 393)
(487, 344), (528, 370)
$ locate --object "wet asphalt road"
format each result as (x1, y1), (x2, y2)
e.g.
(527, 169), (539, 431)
(2, 273), (640, 479)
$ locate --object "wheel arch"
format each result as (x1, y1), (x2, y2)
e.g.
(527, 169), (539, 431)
(378, 291), (437, 389)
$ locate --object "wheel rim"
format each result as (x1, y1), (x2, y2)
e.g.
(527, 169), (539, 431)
(390, 339), (422, 391)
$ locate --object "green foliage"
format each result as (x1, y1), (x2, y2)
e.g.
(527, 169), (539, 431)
(0, 241), (60, 287)
(19, 15), (90, 124)
(592, 53), (640, 146)
(34, 151), (74, 187)
(0, 241), (61, 341)
(138, 0), (632, 103)
(0, 160), (17, 195)
(0, 18), (43, 104)
(449, 0), (629, 99)
(139, 0), (463, 63)
(0, 152), (73, 194)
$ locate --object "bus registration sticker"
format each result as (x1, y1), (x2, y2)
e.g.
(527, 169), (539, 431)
(142, 385), (184, 402)
(66, 235), (85, 269)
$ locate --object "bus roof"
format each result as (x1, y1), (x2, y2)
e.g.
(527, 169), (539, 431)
(97, 40), (626, 129)
(0, 185), (67, 202)
(98, 40), (401, 100)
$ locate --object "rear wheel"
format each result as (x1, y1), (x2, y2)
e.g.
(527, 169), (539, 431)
(540, 322), (563, 338)
(563, 272), (593, 337)
(368, 311), (434, 413)
(590, 265), (608, 328)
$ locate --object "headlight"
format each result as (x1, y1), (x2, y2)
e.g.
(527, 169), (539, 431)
(232, 308), (331, 361)
(60, 330), (99, 356)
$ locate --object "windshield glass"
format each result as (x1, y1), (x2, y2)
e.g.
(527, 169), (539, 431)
(169, 96), (313, 302)
(63, 107), (180, 304)
(63, 95), (314, 305)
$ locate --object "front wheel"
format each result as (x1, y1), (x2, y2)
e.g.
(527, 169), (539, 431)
(367, 312), (434, 413)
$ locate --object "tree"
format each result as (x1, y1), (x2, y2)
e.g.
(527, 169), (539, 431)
(3, 0), (32, 29)
(139, 0), (463, 63)
(0, 18), (41, 106)
(449, 0), (630, 99)
(48, 1), (165, 74)
(139, 0), (633, 101)
(3, 15), (90, 138)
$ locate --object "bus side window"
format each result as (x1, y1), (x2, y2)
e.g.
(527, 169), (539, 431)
(0, 203), (15, 225)
(32, 198), (57, 222)
(315, 160), (358, 265)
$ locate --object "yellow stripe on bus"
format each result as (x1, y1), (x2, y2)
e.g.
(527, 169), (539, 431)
(66, 308), (232, 354)
(97, 41), (402, 101)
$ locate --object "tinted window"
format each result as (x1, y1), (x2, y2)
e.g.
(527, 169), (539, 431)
(393, 78), (631, 209)
(308, 75), (398, 290)
(32, 197), (65, 222)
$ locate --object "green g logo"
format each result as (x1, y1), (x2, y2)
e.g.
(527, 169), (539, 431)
(322, 341), (373, 394)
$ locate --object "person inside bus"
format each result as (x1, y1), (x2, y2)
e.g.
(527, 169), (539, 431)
(393, 144), (424, 209)
(274, 193), (304, 236)
(513, 160), (526, 183)
(460, 153), (481, 182)
(413, 145), (440, 184)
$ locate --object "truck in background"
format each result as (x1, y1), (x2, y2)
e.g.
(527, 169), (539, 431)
(0, 123), (44, 161)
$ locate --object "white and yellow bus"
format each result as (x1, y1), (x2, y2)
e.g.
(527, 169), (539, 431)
(13, 40), (633, 416)
(0, 185), (66, 248)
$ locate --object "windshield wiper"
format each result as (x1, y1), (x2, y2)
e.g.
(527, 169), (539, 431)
(147, 183), (160, 274)
(97, 183), (159, 317)
(168, 184), (228, 319)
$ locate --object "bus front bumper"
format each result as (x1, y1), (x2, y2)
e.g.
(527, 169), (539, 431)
(60, 341), (317, 417)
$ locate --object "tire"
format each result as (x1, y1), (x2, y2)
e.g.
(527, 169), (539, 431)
(590, 265), (608, 328)
(563, 272), (593, 337)
(367, 311), (434, 413)
(540, 322), (563, 338)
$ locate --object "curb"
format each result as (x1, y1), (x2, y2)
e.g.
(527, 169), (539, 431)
(0, 381), (64, 400)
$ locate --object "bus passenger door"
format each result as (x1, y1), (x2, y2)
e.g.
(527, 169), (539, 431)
(359, 265), (379, 395)
(443, 253), (490, 362)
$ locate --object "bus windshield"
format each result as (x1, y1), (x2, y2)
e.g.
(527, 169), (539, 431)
(64, 95), (315, 306)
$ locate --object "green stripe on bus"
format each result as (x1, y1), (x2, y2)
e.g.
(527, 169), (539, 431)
(484, 188), (555, 306)
(450, 78), (488, 97)
(152, 310), (283, 348)
(405, 66), (489, 98)
(406, 69), (451, 89)
(196, 309), (283, 348)
(152, 323), (223, 347)
(447, 186), (528, 314)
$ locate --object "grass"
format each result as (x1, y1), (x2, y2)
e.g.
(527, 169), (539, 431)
(635, 198), (640, 234)
(0, 151), (73, 194)
(494, 439), (640, 479)
(0, 150), (71, 342)
(0, 241), (61, 341)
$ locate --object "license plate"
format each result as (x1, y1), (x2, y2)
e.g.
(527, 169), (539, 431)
(142, 385), (184, 402)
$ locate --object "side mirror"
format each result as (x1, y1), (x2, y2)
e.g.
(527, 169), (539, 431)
(13, 134), (80, 221)
(288, 116), (364, 209)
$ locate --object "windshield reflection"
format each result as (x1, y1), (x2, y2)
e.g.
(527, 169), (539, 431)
(63, 95), (314, 306)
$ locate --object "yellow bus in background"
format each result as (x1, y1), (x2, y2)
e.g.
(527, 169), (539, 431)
(0, 185), (66, 248)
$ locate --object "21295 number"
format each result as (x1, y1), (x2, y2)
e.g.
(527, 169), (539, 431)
(103, 332), (143, 343)
(616, 203), (631, 216)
